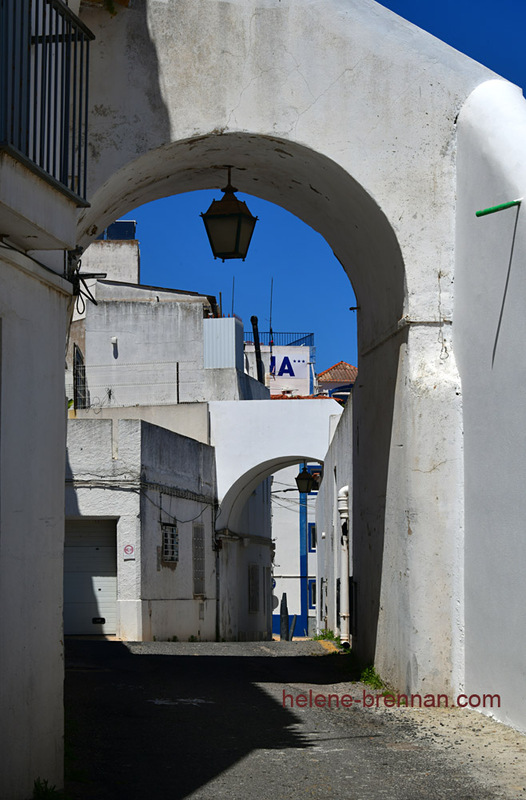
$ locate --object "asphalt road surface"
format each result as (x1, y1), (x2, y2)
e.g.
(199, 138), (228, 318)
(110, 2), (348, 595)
(65, 639), (505, 800)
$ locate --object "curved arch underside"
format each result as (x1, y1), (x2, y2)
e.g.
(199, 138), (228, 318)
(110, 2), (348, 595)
(79, 132), (405, 345)
(208, 398), (342, 533)
(217, 454), (322, 534)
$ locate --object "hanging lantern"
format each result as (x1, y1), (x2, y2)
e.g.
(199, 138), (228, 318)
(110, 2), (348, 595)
(200, 167), (258, 261)
(295, 464), (315, 494)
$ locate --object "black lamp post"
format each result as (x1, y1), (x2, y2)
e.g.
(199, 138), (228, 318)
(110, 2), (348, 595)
(200, 167), (258, 262)
(295, 464), (315, 494)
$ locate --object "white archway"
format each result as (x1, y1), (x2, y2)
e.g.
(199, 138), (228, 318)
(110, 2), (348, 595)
(208, 399), (343, 532)
(75, 0), (486, 697)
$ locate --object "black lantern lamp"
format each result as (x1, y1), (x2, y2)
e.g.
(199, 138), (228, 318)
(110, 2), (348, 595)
(295, 463), (316, 494)
(200, 167), (258, 261)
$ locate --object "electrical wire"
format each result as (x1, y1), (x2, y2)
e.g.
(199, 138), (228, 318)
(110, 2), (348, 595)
(139, 485), (211, 524)
(271, 497), (304, 514)
(65, 477), (213, 524)
(272, 498), (301, 509)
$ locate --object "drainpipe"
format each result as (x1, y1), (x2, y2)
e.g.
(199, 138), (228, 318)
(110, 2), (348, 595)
(250, 315), (265, 384)
(337, 485), (350, 644)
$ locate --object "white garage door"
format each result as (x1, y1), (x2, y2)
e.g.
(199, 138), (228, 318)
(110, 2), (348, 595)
(64, 519), (117, 635)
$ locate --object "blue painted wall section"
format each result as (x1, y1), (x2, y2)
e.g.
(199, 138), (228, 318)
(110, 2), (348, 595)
(272, 462), (319, 636)
(271, 488), (309, 636)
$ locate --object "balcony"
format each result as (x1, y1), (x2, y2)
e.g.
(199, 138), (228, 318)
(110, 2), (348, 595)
(0, 0), (94, 250)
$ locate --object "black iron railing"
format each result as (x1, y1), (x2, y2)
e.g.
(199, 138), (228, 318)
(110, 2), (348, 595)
(244, 332), (315, 347)
(0, 0), (94, 204)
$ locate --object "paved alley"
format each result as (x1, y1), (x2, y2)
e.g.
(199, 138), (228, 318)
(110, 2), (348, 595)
(65, 640), (526, 800)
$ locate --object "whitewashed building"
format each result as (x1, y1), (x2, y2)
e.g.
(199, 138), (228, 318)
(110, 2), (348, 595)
(66, 418), (218, 641)
(0, 2), (96, 795)
(65, 234), (273, 642)
(315, 401), (354, 642)
(244, 332), (316, 397)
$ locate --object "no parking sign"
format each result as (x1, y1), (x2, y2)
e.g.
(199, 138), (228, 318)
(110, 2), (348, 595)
(123, 544), (135, 560)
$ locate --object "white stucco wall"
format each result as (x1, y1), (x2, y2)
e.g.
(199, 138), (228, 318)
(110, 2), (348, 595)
(140, 422), (217, 641)
(84, 295), (209, 405)
(219, 535), (272, 642)
(315, 404), (353, 637)
(75, 403), (211, 444)
(0, 151), (78, 251)
(0, 249), (71, 799)
(456, 80), (526, 732)
(68, 280), (268, 406)
(80, 239), (140, 284)
(219, 477), (273, 641)
(371, 322), (464, 697)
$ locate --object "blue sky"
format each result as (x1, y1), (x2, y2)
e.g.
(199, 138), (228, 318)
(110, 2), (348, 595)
(132, 1), (524, 374)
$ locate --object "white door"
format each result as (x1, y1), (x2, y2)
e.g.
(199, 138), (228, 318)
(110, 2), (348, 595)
(64, 519), (117, 635)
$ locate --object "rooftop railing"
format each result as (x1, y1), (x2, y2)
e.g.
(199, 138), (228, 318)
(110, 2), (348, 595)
(244, 332), (315, 348)
(0, 0), (94, 205)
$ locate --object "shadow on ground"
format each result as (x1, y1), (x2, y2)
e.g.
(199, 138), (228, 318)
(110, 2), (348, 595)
(65, 639), (358, 799)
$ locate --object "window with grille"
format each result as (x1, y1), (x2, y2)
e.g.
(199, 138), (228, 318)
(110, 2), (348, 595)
(248, 564), (260, 614)
(193, 523), (205, 595)
(73, 344), (88, 409)
(162, 523), (179, 563)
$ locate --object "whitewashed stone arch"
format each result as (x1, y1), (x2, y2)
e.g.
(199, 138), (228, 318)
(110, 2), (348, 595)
(208, 399), (343, 533)
(76, 0), (526, 717)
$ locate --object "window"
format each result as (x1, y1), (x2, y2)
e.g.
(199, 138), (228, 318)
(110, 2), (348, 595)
(308, 522), (317, 552)
(193, 523), (205, 595)
(161, 523), (179, 563)
(248, 564), (260, 614)
(73, 344), (88, 409)
(308, 579), (316, 609)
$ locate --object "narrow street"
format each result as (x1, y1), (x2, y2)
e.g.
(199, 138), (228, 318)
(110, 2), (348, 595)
(65, 640), (526, 799)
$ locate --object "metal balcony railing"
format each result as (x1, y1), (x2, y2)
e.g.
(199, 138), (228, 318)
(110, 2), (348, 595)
(0, 0), (94, 205)
(244, 332), (315, 348)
